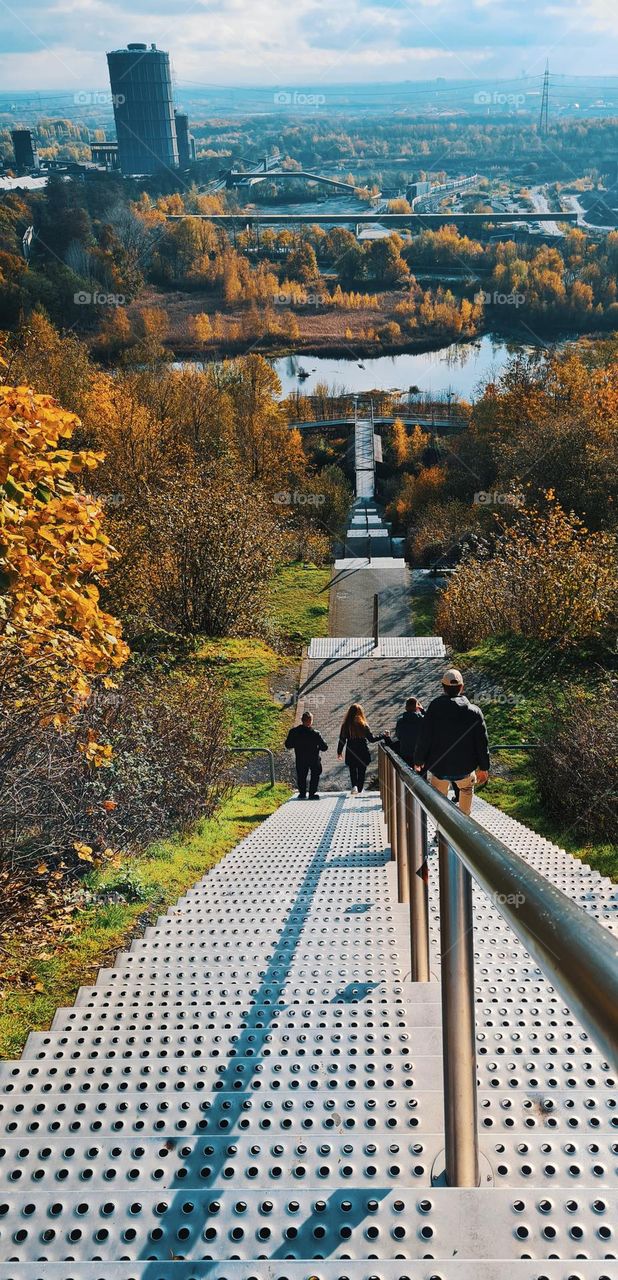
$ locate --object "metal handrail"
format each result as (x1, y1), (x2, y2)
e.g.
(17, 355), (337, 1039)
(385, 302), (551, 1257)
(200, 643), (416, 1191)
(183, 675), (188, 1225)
(229, 746), (275, 787)
(378, 742), (618, 1187)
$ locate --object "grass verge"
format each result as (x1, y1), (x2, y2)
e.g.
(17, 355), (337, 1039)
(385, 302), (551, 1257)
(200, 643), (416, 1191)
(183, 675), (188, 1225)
(0, 783), (289, 1059)
(198, 638), (289, 749)
(411, 590), (437, 637)
(268, 562), (330, 648)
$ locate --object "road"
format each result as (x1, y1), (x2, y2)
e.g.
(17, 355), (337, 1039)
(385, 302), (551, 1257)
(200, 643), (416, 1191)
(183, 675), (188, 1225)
(528, 186), (563, 237)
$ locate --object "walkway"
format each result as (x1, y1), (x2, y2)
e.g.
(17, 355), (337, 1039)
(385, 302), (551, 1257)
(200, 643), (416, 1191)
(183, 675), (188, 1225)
(329, 559), (412, 636)
(0, 500), (616, 1270)
(354, 422), (375, 501)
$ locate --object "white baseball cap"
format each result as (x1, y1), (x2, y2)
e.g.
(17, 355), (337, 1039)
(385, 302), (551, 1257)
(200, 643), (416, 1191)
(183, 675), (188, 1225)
(442, 668), (464, 687)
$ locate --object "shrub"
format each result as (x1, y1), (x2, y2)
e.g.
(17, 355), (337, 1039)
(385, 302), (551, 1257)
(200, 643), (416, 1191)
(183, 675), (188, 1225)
(0, 663), (229, 888)
(534, 688), (618, 842)
(407, 500), (479, 567)
(437, 495), (618, 650)
(109, 461), (282, 637)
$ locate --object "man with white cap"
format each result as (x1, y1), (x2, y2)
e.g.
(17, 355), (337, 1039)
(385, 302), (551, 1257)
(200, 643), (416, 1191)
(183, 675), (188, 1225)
(413, 668), (490, 815)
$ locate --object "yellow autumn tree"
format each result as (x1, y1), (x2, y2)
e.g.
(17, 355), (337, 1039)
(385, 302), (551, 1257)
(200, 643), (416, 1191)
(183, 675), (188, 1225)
(192, 312), (212, 345)
(391, 418), (409, 466)
(0, 382), (129, 728)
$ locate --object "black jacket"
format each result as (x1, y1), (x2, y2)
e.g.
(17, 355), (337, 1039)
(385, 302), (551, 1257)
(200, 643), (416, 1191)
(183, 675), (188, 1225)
(337, 725), (383, 766)
(414, 693), (490, 777)
(285, 724), (328, 764)
(394, 709), (424, 759)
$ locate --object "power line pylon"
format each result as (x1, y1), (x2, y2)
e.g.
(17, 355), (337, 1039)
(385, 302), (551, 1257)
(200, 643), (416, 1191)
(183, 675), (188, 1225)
(539, 61), (550, 135)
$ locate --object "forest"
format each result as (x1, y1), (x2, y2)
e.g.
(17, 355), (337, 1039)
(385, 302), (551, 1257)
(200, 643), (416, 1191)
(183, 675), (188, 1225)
(2, 170), (618, 357)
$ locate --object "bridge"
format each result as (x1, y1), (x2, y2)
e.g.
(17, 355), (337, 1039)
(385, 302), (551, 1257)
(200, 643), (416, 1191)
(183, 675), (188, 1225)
(290, 414), (466, 435)
(228, 169), (366, 196)
(167, 211), (579, 228)
(0, 414), (616, 1274)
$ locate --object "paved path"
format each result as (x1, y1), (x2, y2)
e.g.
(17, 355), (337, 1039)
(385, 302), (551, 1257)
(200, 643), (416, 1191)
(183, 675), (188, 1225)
(330, 559), (413, 636)
(300, 656), (446, 789)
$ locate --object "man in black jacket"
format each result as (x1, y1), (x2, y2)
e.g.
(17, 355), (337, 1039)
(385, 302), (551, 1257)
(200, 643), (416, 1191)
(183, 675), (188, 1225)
(414, 668), (490, 815)
(285, 711), (328, 800)
(394, 697), (425, 773)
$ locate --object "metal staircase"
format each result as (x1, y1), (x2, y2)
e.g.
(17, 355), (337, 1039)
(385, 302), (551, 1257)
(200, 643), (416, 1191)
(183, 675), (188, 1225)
(0, 784), (616, 1275)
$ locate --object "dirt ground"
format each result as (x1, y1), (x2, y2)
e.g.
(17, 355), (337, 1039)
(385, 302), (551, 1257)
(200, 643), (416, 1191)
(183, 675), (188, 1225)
(125, 285), (425, 358)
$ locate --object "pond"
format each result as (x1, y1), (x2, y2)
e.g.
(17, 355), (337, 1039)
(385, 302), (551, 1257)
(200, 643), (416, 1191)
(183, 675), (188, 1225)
(272, 334), (539, 401)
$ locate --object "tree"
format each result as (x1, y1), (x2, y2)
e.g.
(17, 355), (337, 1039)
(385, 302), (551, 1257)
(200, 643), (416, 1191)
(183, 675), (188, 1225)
(139, 461), (280, 636)
(192, 312), (212, 346)
(391, 418), (409, 466)
(368, 236), (410, 285)
(0, 380), (128, 736)
(286, 241), (319, 284)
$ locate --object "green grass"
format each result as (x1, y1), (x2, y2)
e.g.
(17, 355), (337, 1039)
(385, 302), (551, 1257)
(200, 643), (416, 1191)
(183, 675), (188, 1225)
(458, 635), (617, 880)
(197, 564), (330, 750)
(0, 784), (290, 1059)
(267, 562), (330, 647)
(411, 589), (437, 637)
(198, 637), (290, 749)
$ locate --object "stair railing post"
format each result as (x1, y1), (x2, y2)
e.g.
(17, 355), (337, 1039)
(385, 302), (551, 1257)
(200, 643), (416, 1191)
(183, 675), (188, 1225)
(386, 756), (396, 862)
(406, 789), (431, 981)
(395, 772), (410, 903)
(438, 831), (480, 1187)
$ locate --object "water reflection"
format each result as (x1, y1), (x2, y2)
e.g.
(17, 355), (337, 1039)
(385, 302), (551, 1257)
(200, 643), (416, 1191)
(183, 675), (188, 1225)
(273, 333), (539, 401)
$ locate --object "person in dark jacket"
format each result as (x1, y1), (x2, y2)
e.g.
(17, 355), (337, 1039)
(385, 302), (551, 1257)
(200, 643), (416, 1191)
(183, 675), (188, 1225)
(394, 697), (425, 772)
(285, 711), (328, 799)
(337, 703), (385, 794)
(414, 668), (490, 815)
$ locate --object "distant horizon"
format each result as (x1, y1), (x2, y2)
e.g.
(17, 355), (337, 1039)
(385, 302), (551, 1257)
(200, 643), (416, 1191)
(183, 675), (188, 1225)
(3, 0), (618, 94)
(5, 71), (618, 94)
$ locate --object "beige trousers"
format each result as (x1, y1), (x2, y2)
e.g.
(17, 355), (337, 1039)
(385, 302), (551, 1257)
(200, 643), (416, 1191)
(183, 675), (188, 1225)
(430, 771), (477, 816)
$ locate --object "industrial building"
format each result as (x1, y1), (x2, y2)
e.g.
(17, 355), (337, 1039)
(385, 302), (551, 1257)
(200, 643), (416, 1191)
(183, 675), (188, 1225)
(11, 129), (39, 173)
(90, 141), (120, 170)
(174, 110), (193, 168)
(106, 42), (179, 175)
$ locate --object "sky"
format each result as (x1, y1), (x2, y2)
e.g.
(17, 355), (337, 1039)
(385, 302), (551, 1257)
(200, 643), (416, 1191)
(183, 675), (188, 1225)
(1, 0), (618, 92)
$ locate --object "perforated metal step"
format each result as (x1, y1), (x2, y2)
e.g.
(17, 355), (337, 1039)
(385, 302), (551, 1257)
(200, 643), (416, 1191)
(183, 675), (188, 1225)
(0, 1265), (616, 1280)
(1, 1088), (614, 1141)
(0, 1187), (615, 1261)
(0, 1132), (614, 1191)
(307, 639), (446, 659)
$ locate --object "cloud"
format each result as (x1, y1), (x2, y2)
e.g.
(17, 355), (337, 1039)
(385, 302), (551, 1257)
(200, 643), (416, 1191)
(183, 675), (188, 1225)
(0, 0), (618, 88)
